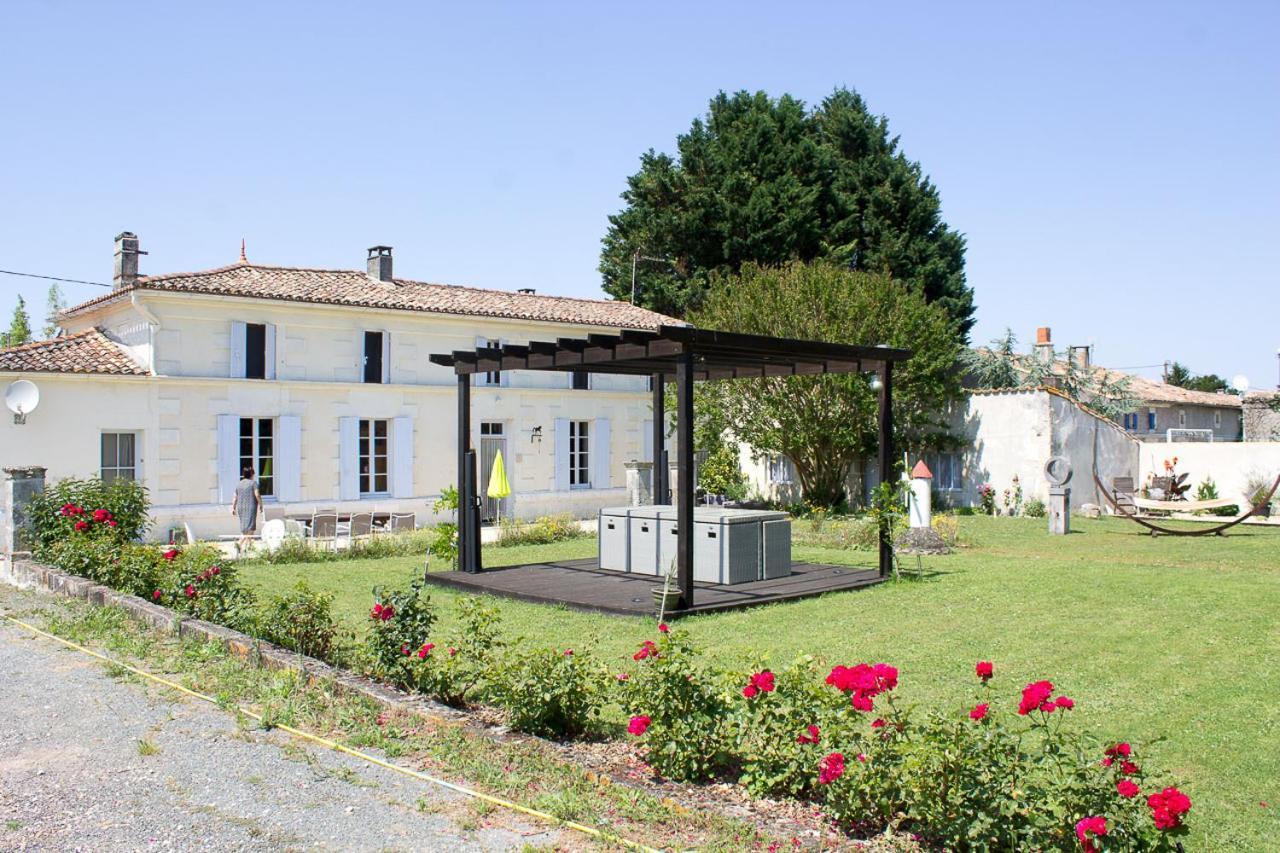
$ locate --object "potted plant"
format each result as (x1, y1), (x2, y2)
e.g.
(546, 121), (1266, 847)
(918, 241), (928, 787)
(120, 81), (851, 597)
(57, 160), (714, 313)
(652, 557), (681, 615)
(1245, 473), (1274, 518)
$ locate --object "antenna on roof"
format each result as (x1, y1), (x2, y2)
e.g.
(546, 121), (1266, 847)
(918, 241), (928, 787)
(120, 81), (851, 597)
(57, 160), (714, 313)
(239, 238), (248, 264)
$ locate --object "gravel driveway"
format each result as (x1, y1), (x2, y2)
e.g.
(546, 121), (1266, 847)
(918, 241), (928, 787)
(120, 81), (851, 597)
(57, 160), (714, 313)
(0, 595), (568, 851)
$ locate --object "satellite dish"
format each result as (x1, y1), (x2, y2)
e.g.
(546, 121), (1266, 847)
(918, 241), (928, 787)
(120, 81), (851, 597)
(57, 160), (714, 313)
(4, 380), (40, 425)
(1231, 374), (1250, 394)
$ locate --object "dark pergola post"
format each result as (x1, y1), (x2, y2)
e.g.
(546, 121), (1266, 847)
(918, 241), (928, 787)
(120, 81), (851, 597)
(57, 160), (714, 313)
(877, 361), (894, 578)
(651, 373), (666, 503)
(457, 373), (481, 573)
(675, 353), (695, 608)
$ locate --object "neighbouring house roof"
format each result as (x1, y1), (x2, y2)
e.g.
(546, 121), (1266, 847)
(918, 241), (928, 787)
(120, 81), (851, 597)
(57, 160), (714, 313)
(0, 328), (148, 376)
(60, 261), (681, 330)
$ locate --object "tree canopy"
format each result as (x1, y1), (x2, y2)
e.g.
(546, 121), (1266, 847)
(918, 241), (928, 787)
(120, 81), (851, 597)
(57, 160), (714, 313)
(691, 262), (964, 507)
(1165, 361), (1229, 394)
(43, 284), (66, 338)
(600, 88), (973, 336)
(3, 296), (32, 348)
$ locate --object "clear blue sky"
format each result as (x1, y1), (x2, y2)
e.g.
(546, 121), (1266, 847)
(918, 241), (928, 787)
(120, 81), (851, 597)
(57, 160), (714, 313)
(2, 1), (1276, 387)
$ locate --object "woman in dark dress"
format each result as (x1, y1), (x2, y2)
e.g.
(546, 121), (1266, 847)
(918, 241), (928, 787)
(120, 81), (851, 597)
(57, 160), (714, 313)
(231, 466), (262, 555)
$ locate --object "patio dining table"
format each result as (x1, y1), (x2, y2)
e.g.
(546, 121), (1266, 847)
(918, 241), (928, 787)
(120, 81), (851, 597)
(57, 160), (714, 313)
(286, 512), (394, 533)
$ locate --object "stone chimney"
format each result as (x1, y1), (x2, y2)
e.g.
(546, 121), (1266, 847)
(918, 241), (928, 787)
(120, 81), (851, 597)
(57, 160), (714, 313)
(517, 287), (536, 295)
(1068, 345), (1091, 370)
(113, 232), (145, 289)
(367, 246), (393, 282)
(1034, 326), (1054, 363)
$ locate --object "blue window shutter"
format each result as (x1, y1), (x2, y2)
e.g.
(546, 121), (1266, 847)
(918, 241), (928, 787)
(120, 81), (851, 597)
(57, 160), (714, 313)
(216, 415), (240, 503)
(554, 418), (570, 492)
(229, 321), (246, 378)
(593, 418), (611, 489)
(338, 417), (359, 500)
(391, 416), (414, 498)
(276, 415), (301, 502)
(264, 324), (277, 380)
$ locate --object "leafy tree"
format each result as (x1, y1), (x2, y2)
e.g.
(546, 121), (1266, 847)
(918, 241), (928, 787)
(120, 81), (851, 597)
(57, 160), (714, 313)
(600, 89), (973, 336)
(691, 262), (963, 507)
(1166, 361), (1229, 393)
(43, 284), (66, 338)
(4, 296), (32, 347)
(964, 330), (1138, 421)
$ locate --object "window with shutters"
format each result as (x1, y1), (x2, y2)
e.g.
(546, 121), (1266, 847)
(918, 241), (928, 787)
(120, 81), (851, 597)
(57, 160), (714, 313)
(359, 419), (390, 495)
(100, 432), (138, 483)
(239, 418), (275, 497)
(363, 331), (384, 384)
(571, 370), (590, 390)
(1147, 410), (1157, 432)
(245, 323), (267, 379)
(568, 420), (590, 488)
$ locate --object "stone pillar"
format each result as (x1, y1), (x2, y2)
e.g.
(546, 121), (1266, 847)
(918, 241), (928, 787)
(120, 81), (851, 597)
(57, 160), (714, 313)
(2, 467), (47, 565)
(667, 464), (679, 509)
(624, 460), (653, 506)
(1048, 486), (1071, 535)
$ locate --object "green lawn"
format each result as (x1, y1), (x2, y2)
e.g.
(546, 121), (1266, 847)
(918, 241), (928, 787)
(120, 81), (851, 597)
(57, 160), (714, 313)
(239, 516), (1280, 849)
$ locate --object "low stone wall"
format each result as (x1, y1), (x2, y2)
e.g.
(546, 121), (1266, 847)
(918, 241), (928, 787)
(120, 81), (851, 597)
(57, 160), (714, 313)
(2, 556), (466, 724)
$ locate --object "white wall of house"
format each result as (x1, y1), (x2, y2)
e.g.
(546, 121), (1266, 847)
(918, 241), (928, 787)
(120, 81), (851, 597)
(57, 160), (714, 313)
(1136, 441), (1280, 507)
(5, 292), (655, 541)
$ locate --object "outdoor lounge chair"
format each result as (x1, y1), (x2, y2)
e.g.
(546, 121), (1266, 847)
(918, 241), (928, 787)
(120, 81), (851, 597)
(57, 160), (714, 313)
(1111, 477), (1137, 514)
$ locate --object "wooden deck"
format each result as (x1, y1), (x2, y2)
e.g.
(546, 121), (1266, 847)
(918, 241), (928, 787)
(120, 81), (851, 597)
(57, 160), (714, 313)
(420, 558), (884, 617)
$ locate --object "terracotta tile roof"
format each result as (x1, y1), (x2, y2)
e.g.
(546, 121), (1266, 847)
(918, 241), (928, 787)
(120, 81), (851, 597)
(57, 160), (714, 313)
(60, 262), (681, 330)
(0, 328), (148, 375)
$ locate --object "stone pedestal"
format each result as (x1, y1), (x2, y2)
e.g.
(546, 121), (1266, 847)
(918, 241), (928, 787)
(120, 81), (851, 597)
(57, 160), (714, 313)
(624, 460), (653, 506)
(2, 466), (47, 565)
(1048, 486), (1071, 535)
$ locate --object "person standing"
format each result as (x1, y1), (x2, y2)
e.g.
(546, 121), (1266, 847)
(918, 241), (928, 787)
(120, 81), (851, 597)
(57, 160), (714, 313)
(231, 466), (262, 555)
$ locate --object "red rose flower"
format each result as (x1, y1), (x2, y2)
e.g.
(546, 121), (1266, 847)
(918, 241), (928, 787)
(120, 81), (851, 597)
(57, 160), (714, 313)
(1105, 742), (1132, 758)
(796, 724), (820, 745)
(615, 672), (629, 682)
(211, 566), (221, 575)
(60, 503), (75, 517)
(1120, 760), (1139, 776)
(970, 703), (989, 721)
(871, 718), (886, 729)
(627, 715), (651, 736)
(975, 660), (994, 681)
(1039, 701), (1056, 713)
(379, 604), (395, 621)
(92, 509), (111, 523)
(370, 603), (385, 620)
(74, 520), (89, 532)
(162, 548), (180, 562)
(1148, 787), (1191, 830)
(1018, 680), (1054, 715)
(742, 685), (758, 699)
(108, 520), (118, 527)
(743, 670), (775, 698)
(1075, 816), (1107, 852)
(1116, 779), (1140, 798)
(818, 752), (845, 785)
(1055, 695), (1075, 710)
(855, 753), (867, 763)
(827, 662), (897, 712)
(417, 643), (434, 659)
(633, 639), (660, 661)
(401, 644), (411, 656)
(152, 589), (162, 601)
(658, 622), (669, 633)
(184, 584), (195, 598)
(563, 649), (573, 656)
(1101, 758), (1113, 768)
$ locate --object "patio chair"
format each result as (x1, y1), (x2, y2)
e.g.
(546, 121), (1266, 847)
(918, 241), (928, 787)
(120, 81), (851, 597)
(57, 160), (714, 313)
(347, 511), (374, 539)
(386, 512), (416, 533)
(310, 512), (339, 549)
(1111, 477), (1137, 514)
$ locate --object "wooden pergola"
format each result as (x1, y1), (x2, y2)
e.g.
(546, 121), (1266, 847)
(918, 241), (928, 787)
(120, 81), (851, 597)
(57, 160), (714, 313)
(429, 325), (912, 610)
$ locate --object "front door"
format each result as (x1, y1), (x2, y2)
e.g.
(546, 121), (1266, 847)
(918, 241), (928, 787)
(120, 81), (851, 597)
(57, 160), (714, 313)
(480, 422), (509, 523)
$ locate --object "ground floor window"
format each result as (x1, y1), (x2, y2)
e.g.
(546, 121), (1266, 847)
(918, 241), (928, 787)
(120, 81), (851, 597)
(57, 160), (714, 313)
(768, 454), (796, 484)
(239, 418), (274, 497)
(569, 420), (590, 488)
(359, 418), (390, 495)
(1122, 412), (1139, 431)
(100, 432), (137, 483)
(928, 452), (962, 491)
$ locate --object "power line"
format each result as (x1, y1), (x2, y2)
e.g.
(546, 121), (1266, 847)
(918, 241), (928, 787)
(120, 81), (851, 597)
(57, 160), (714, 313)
(0, 269), (113, 288)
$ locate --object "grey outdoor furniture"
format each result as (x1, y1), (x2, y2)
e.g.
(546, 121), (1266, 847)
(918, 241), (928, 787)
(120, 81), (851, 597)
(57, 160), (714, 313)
(386, 512), (416, 532)
(347, 512), (374, 539)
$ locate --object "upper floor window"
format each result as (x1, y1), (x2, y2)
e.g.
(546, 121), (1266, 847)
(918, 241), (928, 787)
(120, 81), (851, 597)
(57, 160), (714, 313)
(100, 432), (137, 483)
(363, 331), (386, 384)
(568, 420), (590, 488)
(359, 418), (390, 495)
(232, 321), (275, 380)
(240, 417), (274, 497)
(571, 370), (590, 391)
(1147, 410), (1157, 432)
(479, 338), (502, 386)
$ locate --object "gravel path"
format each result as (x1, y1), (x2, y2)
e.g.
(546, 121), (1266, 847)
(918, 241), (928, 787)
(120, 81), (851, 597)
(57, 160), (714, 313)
(0, 594), (568, 851)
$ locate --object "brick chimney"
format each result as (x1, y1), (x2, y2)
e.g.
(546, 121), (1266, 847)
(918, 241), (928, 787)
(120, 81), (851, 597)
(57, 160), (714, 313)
(367, 246), (393, 282)
(113, 231), (144, 289)
(1034, 326), (1054, 363)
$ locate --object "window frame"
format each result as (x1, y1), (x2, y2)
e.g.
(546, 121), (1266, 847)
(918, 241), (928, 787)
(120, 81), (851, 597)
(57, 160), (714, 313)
(568, 420), (591, 489)
(238, 417), (276, 498)
(1147, 409), (1157, 432)
(767, 454), (795, 485)
(570, 370), (590, 391)
(244, 323), (267, 380)
(363, 331), (384, 384)
(99, 431), (139, 483)
(477, 338), (502, 386)
(358, 418), (391, 496)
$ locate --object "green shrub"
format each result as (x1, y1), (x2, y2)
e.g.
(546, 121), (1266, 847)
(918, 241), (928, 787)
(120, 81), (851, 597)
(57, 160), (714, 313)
(1194, 477), (1239, 517)
(28, 476), (150, 549)
(1023, 497), (1047, 518)
(248, 529), (436, 565)
(698, 442), (748, 501)
(491, 645), (603, 738)
(365, 578), (437, 683)
(495, 514), (589, 547)
(616, 625), (730, 781)
(411, 596), (505, 707)
(255, 581), (346, 663)
(153, 546), (256, 631)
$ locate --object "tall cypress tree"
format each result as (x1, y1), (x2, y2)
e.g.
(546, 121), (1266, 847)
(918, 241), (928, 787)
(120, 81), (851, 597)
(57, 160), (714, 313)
(4, 296), (33, 347)
(600, 88), (974, 336)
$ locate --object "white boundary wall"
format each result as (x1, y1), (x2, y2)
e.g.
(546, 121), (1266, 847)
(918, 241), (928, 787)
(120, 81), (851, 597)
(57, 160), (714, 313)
(1137, 442), (1280, 505)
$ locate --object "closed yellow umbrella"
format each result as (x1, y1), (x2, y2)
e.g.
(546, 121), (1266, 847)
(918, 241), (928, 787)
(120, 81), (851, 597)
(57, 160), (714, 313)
(486, 449), (512, 523)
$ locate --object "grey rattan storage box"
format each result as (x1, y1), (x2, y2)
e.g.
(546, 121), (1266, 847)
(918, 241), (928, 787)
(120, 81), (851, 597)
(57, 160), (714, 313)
(598, 507), (633, 572)
(608, 505), (791, 584)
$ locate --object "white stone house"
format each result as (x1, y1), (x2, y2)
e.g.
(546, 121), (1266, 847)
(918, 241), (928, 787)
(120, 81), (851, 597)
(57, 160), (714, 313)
(0, 233), (674, 541)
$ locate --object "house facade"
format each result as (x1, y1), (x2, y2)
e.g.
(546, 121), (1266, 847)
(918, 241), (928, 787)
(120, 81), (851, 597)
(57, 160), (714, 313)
(0, 233), (674, 541)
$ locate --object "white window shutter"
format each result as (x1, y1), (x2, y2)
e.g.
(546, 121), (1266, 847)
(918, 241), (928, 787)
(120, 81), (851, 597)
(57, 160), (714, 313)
(391, 416), (414, 498)
(381, 330), (391, 384)
(276, 415), (301, 502)
(593, 418), (611, 490)
(229, 321), (246, 378)
(642, 419), (653, 463)
(338, 417), (360, 501)
(554, 418), (570, 492)
(216, 415), (240, 503)
(499, 338), (510, 387)
(264, 324), (277, 380)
